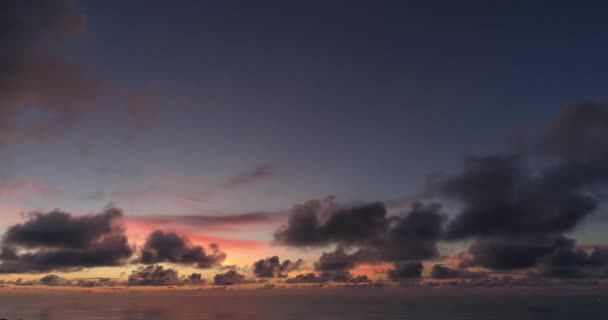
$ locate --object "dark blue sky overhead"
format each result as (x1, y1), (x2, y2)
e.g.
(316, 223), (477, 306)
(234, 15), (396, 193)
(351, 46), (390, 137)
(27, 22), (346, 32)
(66, 0), (608, 207)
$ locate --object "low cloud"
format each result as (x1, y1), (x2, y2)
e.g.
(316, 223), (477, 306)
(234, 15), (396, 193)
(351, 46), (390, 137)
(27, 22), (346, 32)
(127, 265), (180, 286)
(275, 199), (445, 271)
(137, 230), (226, 268)
(39, 274), (64, 286)
(285, 272), (326, 284)
(387, 262), (423, 281)
(213, 270), (251, 285)
(320, 270), (370, 283)
(430, 264), (487, 279)
(252, 256), (303, 278)
(0, 206), (133, 273)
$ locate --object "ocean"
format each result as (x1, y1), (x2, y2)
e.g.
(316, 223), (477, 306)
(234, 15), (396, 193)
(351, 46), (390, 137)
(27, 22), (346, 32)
(0, 287), (606, 319)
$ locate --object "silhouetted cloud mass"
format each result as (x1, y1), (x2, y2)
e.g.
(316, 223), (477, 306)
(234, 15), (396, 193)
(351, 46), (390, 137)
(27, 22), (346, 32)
(39, 274), (63, 285)
(128, 265), (179, 286)
(387, 262), (423, 280)
(430, 264), (487, 279)
(213, 270), (250, 285)
(285, 272), (326, 284)
(252, 256), (303, 278)
(0, 206), (133, 273)
(137, 230), (226, 268)
(275, 199), (445, 271)
(429, 103), (608, 277)
(320, 270), (370, 283)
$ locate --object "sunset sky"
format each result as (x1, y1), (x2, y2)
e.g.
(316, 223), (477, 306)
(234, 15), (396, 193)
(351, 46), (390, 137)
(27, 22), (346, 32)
(1, 0), (608, 288)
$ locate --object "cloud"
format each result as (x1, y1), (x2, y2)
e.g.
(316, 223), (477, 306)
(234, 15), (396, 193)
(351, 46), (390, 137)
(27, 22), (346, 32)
(459, 237), (563, 270)
(313, 246), (360, 271)
(429, 264), (487, 279)
(75, 278), (117, 287)
(252, 256), (303, 278)
(137, 230), (226, 268)
(0, 206), (133, 273)
(129, 211), (285, 230)
(0, 0), (100, 146)
(387, 262), (423, 280)
(213, 270), (251, 285)
(443, 105), (608, 239)
(127, 265), (180, 286)
(285, 272), (326, 284)
(439, 154), (596, 240)
(320, 270), (370, 283)
(39, 274), (63, 286)
(419, 103), (608, 279)
(275, 199), (444, 270)
(184, 273), (205, 284)
(534, 242), (608, 279)
(222, 164), (276, 188)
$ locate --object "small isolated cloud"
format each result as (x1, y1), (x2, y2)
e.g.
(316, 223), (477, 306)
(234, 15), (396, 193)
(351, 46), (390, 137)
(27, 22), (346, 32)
(39, 274), (64, 286)
(222, 164), (276, 189)
(136, 230), (226, 268)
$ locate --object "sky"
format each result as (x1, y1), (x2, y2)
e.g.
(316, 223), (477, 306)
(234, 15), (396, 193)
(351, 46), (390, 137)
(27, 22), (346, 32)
(1, 0), (608, 288)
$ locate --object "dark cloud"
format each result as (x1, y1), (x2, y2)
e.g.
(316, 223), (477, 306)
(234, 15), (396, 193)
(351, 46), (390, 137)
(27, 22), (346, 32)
(430, 265), (459, 279)
(387, 262), (423, 280)
(459, 236), (608, 279)
(39, 274), (63, 286)
(534, 243), (608, 279)
(213, 270), (250, 285)
(137, 231), (226, 268)
(422, 103), (608, 278)
(320, 270), (370, 283)
(184, 273), (205, 284)
(3, 207), (124, 248)
(285, 272), (326, 284)
(0, 0), (100, 146)
(275, 199), (445, 270)
(440, 154), (596, 240)
(313, 247), (360, 271)
(252, 256), (303, 278)
(128, 265), (180, 286)
(223, 164), (276, 188)
(75, 278), (116, 287)
(540, 103), (608, 163)
(0, 206), (133, 273)
(430, 264), (487, 279)
(274, 198), (388, 247)
(459, 237), (563, 270)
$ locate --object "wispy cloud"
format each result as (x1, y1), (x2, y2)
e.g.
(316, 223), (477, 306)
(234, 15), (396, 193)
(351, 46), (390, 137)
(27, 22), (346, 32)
(222, 164), (277, 189)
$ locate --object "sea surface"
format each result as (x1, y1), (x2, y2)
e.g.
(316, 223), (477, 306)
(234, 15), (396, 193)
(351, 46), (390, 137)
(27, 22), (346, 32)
(0, 287), (606, 320)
